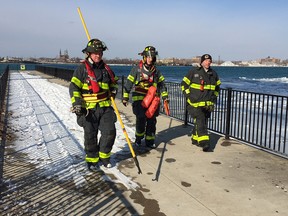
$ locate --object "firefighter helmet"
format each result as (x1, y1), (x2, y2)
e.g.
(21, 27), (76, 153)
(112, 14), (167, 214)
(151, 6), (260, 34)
(82, 38), (107, 53)
(139, 46), (158, 57)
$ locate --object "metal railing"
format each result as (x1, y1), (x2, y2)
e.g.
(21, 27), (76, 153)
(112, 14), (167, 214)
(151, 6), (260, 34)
(0, 65), (9, 181)
(0, 66), (9, 122)
(33, 66), (288, 158)
(162, 82), (288, 157)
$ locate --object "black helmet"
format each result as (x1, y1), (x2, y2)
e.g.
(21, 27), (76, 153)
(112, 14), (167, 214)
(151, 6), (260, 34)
(139, 46), (158, 57)
(82, 38), (107, 53)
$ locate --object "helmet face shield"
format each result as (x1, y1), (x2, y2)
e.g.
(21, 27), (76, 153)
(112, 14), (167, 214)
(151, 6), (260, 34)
(138, 46), (158, 64)
(146, 50), (158, 58)
(143, 46), (158, 58)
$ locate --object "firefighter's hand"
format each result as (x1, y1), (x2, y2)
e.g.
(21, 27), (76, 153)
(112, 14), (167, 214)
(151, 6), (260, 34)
(71, 105), (84, 116)
(122, 99), (128, 107)
(109, 90), (117, 99)
(205, 105), (214, 112)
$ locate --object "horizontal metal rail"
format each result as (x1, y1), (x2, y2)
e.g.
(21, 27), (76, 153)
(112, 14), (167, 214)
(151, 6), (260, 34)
(163, 82), (288, 158)
(5, 65), (286, 158)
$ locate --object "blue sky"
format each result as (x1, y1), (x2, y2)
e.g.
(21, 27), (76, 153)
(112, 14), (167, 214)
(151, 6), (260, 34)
(1, 0), (288, 61)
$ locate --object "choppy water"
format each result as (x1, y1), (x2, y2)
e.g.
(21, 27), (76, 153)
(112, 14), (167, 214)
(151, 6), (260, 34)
(111, 65), (288, 97)
(2, 63), (288, 96)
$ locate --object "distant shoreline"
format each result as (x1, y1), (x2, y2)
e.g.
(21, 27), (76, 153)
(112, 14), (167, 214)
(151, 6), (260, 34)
(1, 61), (288, 68)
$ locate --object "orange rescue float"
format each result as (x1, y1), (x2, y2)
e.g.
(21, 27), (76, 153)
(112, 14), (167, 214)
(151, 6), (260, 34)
(141, 86), (156, 108)
(141, 86), (160, 118)
(145, 96), (160, 118)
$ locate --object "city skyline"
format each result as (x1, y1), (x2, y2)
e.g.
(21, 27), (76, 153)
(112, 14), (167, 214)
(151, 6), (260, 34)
(1, 0), (288, 61)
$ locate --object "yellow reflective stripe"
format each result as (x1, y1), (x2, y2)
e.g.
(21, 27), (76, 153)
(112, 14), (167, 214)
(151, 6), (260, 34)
(85, 156), (99, 163)
(216, 80), (221, 85)
(198, 135), (209, 142)
(182, 77), (190, 85)
(132, 95), (145, 101)
(214, 92), (219, 97)
(181, 84), (190, 94)
(158, 75), (165, 82)
(99, 82), (109, 90)
(98, 100), (111, 107)
(73, 91), (82, 97)
(190, 83), (201, 90)
(123, 92), (129, 98)
(205, 85), (216, 90)
(85, 100), (111, 109)
(161, 91), (168, 97)
(127, 74), (135, 82)
(82, 93), (107, 97)
(187, 99), (214, 107)
(71, 97), (75, 103)
(191, 134), (198, 141)
(82, 83), (89, 90)
(146, 135), (155, 140)
(71, 91), (82, 104)
(136, 131), (145, 137)
(190, 83), (216, 90)
(71, 77), (83, 88)
(185, 88), (190, 94)
(83, 97), (107, 103)
(82, 92), (108, 103)
(99, 151), (111, 159)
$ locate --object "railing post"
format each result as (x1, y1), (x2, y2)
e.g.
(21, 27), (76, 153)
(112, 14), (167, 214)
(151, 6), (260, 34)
(121, 75), (124, 97)
(184, 100), (188, 126)
(225, 88), (232, 139)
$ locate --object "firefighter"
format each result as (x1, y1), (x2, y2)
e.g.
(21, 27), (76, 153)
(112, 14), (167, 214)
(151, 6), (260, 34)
(181, 54), (221, 152)
(69, 38), (118, 169)
(122, 46), (168, 148)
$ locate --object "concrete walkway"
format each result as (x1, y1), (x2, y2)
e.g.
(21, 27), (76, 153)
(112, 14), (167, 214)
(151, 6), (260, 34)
(1, 70), (288, 216)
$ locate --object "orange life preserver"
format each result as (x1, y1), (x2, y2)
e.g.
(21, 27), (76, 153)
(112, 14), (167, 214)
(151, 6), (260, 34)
(83, 60), (116, 93)
(141, 86), (156, 108)
(145, 96), (160, 118)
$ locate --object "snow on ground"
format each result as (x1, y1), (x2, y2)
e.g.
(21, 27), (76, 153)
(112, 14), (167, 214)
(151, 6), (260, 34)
(7, 71), (139, 190)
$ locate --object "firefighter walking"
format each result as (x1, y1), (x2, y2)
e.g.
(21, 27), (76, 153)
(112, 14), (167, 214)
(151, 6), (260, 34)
(122, 46), (168, 148)
(181, 54), (221, 152)
(69, 38), (118, 169)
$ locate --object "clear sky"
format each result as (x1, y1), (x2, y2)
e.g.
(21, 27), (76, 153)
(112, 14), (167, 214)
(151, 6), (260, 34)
(1, 0), (288, 61)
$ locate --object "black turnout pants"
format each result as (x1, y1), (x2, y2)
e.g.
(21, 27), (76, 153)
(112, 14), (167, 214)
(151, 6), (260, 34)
(77, 106), (116, 160)
(132, 101), (158, 145)
(188, 106), (211, 146)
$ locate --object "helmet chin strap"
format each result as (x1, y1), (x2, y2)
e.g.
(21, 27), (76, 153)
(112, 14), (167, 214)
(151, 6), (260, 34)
(88, 57), (94, 64)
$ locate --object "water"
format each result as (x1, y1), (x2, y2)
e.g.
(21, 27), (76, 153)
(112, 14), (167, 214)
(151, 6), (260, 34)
(4, 63), (288, 97)
(89, 65), (288, 97)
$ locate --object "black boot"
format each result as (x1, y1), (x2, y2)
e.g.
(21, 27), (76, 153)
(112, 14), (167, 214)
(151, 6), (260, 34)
(199, 141), (210, 152)
(87, 162), (99, 170)
(100, 158), (112, 168)
(202, 143), (210, 152)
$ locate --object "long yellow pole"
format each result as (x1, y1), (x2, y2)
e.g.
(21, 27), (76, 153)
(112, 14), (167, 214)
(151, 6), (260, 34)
(77, 7), (142, 174)
(77, 7), (91, 41)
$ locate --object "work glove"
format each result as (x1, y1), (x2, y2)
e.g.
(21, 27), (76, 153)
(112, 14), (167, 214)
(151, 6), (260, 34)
(204, 105), (214, 112)
(122, 99), (128, 107)
(109, 90), (117, 99)
(163, 98), (169, 104)
(71, 105), (87, 116)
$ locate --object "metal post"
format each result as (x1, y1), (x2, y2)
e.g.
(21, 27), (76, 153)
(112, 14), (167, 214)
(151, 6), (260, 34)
(225, 88), (232, 139)
(184, 100), (188, 126)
